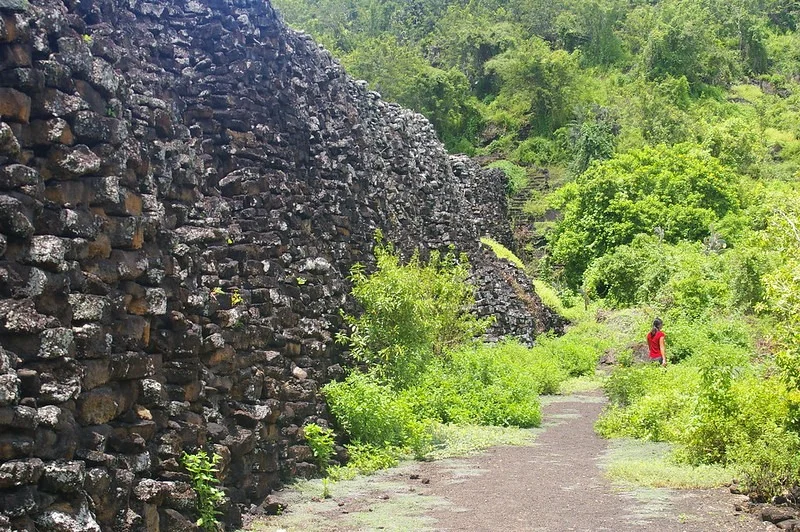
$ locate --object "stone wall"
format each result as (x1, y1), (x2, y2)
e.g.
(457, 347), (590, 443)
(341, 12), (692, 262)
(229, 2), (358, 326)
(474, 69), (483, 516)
(0, 0), (560, 529)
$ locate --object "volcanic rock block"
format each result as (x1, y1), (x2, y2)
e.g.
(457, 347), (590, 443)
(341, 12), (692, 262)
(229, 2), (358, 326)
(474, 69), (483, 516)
(0, 0), (29, 13)
(0, 120), (20, 156)
(76, 386), (120, 425)
(46, 144), (101, 178)
(29, 118), (73, 145)
(33, 89), (89, 118)
(69, 293), (109, 322)
(24, 235), (67, 271)
(71, 111), (127, 146)
(38, 328), (74, 359)
(0, 163), (38, 190)
(0, 458), (44, 488)
(0, 373), (20, 406)
(41, 460), (85, 493)
(0, 87), (30, 123)
(0, 299), (51, 334)
(35, 503), (101, 532)
(0, 194), (33, 238)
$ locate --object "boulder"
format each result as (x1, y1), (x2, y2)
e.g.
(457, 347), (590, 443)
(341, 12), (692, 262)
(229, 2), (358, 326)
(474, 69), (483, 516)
(0, 88), (30, 123)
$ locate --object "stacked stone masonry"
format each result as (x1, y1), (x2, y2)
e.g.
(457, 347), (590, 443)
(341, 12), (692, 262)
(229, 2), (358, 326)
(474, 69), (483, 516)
(0, 0), (561, 529)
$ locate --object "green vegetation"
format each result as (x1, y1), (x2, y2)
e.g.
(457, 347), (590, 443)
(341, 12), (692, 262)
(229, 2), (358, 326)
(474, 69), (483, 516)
(303, 423), (336, 472)
(595, 313), (800, 498)
(551, 143), (741, 286)
(337, 239), (491, 387)
(323, 243), (601, 475)
(488, 160), (529, 196)
(182, 450), (225, 531)
(275, 0), (800, 503)
(480, 237), (524, 269)
(602, 439), (735, 489)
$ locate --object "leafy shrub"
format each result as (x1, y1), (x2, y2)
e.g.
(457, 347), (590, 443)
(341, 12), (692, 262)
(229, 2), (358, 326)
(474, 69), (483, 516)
(403, 340), (548, 427)
(485, 36), (579, 136)
(549, 143), (742, 286)
(678, 347), (752, 464)
(488, 160), (529, 196)
(182, 450), (225, 531)
(568, 105), (619, 175)
(344, 443), (402, 476)
(597, 364), (701, 442)
(651, 315), (754, 366)
(511, 136), (559, 166)
(701, 116), (765, 176)
(303, 423), (335, 472)
(603, 365), (665, 408)
(536, 331), (599, 378)
(598, 327), (800, 500)
(323, 371), (431, 456)
(583, 235), (665, 308)
(339, 240), (490, 387)
(728, 426), (800, 499)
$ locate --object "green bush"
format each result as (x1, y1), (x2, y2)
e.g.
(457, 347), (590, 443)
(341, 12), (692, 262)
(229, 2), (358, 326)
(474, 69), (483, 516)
(536, 333), (598, 378)
(664, 316), (752, 364)
(343, 443), (402, 475)
(403, 340), (548, 427)
(549, 143), (742, 287)
(598, 326), (800, 500)
(488, 160), (529, 196)
(303, 423), (336, 472)
(323, 371), (431, 456)
(511, 136), (559, 167)
(728, 426), (800, 499)
(339, 240), (490, 388)
(182, 450), (225, 531)
(597, 363), (701, 442)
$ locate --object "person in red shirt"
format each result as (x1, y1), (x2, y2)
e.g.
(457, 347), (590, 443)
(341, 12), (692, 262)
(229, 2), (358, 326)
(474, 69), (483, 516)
(646, 318), (667, 366)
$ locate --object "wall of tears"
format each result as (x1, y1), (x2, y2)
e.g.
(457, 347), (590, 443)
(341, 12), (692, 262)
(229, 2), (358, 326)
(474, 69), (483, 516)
(0, 0), (562, 529)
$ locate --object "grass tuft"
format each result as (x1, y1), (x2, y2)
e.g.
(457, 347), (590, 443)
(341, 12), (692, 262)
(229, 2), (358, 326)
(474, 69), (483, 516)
(427, 423), (537, 460)
(601, 439), (734, 489)
(480, 236), (525, 269)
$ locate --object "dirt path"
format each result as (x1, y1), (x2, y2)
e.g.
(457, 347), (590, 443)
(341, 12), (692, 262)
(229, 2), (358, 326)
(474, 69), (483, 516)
(249, 392), (766, 532)
(417, 392), (762, 531)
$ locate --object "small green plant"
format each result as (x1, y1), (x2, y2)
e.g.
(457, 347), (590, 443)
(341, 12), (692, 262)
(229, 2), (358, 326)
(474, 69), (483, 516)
(231, 288), (243, 306)
(303, 423), (335, 472)
(226, 237), (233, 245)
(210, 287), (224, 300)
(296, 277), (307, 285)
(105, 106), (116, 118)
(182, 450), (224, 531)
(320, 477), (333, 499)
(82, 33), (92, 45)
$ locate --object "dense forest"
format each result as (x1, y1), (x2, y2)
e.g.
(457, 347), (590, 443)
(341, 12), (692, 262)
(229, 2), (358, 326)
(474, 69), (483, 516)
(273, 0), (800, 505)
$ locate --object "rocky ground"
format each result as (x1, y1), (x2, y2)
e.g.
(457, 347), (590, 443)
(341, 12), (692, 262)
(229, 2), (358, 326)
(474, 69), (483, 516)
(248, 391), (772, 532)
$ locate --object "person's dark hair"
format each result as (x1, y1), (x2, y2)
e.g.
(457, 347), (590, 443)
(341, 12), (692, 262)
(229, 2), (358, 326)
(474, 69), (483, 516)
(649, 318), (663, 338)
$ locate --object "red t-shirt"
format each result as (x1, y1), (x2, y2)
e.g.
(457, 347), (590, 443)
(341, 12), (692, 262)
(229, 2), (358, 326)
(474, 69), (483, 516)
(647, 330), (665, 359)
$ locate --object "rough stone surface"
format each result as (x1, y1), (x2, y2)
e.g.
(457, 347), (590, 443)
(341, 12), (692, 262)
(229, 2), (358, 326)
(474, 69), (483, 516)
(0, 0), (562, 529)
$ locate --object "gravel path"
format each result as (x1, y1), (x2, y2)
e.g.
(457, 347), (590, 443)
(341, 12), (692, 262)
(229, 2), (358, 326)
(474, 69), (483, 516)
(250, 391), (768, 532)
(418, 391), (764, 532)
